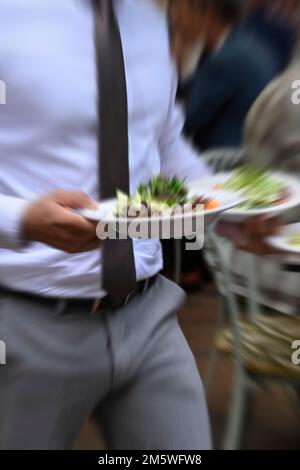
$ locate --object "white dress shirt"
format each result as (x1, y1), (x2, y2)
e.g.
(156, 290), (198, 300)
(0, 0), (210, 298)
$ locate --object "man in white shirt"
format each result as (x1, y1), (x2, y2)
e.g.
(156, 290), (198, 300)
(0, 0), (211, 449)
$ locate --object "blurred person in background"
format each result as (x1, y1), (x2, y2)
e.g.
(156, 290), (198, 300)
(218, 64), (300, 312)
(166, 0), (277, 291)
(0, 0), (212, 450)
(244, 0), (297, 72)
(274, 0), (300, 19)
(168, 0), (207, 83)
(245, 64), (300, 175)
(170, 0), (277, 152)
(278, 0), (300, 63)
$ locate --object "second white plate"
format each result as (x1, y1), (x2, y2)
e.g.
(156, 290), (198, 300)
(189, 172), (300, 222)
(267, 223), (300, 255)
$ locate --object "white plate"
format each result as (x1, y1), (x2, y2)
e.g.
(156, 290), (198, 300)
(189, 172), (300, 222)
(81, 186), (243, 239)
(267, 223), (300, 255)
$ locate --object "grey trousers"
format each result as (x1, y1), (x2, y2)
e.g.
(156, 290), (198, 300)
(0, 275), (211, 450)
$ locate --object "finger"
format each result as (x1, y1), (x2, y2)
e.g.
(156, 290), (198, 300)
(245, 216), (261, 235)
(216, 220), (243, 239)
(80, 239), (102, 252)
(68, 237), (102, 253)
(56, 206), (98, 235)
(269, 216), (282, 235)
(50, 190), (97, 210)
(51, 225), (100, 251)
(259, 217), (280, 237)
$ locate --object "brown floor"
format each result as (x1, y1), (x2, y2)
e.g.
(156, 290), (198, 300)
(74, 283), (300, 450)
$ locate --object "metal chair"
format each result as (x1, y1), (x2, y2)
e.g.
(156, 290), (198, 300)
(203, 232), (300, 449)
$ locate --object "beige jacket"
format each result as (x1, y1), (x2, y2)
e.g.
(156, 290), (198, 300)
(234, 65), (300, 314)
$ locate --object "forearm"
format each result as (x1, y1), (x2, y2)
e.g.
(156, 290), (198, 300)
(1, 190), (99, 254)
(160, 134), (211, 182)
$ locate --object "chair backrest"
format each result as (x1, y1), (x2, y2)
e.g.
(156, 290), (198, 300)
(202, 148), (244, 174)
(204, 233), (265, 322)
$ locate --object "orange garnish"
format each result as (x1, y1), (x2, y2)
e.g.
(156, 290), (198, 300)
(205, 199), (219, 210)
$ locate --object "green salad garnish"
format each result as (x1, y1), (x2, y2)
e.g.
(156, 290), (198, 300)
(136, 175), (189, 206)
(222, 165), (288, 210)
(288, 235), (300, 248)
(116, 175), (214, 218)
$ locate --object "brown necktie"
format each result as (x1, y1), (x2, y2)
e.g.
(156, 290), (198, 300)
(93, 0), (136, 305)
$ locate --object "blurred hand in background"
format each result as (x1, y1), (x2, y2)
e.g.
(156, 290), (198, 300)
(216, 216), (282, 255)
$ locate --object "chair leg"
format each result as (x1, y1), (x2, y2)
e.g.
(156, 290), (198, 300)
(284, 384), (300, 420)
(204, 298), (227, 396)
(223, 367), (250, 450)
(205, 233), (251, 449)
(204, 348), (220, 397)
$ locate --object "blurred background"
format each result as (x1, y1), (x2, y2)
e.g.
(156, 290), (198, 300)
(76, 0), (300, 450)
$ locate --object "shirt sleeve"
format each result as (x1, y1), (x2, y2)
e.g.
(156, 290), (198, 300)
(0, 194), (29, 249)
(159, 65), (212, 183)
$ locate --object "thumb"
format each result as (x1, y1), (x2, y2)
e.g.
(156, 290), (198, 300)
(50, 190), (98, 210)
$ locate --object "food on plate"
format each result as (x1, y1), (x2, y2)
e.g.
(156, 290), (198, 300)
(288, 235), (300, 248)
(221, 165), (290, 210)
(115, 175), (219, 218)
